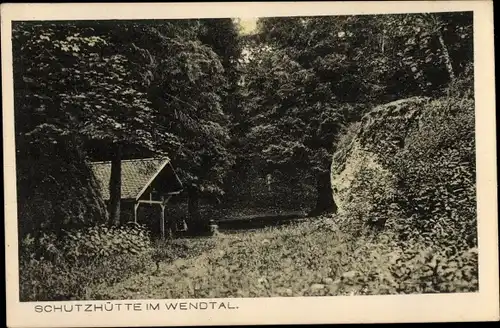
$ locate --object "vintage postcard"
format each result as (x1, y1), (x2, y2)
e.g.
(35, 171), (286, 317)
(2, 1), (498, 327)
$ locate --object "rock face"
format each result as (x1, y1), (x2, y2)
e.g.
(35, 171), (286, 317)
(331, 97), (430, 218)
(331, 139), (395, 216)
(330, 94), (476, 245)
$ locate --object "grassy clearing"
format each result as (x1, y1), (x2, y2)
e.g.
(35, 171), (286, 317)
(91, 215), (478, 300)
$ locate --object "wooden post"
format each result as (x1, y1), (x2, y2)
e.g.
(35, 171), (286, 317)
(162, 195), (173, 238)
(134, 202), (139, 224)
(160, 203), (166, 240)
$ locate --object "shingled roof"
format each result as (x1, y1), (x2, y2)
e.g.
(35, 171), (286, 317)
(90, 157), (178, 200)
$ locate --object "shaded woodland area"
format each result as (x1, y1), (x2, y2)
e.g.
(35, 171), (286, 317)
(13, 13), (476, 301)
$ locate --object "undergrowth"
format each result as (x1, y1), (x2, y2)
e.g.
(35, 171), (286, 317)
(92, 216), (478, 300)
(18, 223), (215, 301)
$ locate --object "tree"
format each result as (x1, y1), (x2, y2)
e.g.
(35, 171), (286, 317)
(14, 20), (241, 234)
(363, 12), (472, 98)
(240, 18), (370, 215)
(239, 13), (472, 216)
(127, 22), (236, 234)
(12, 22), (174, 226)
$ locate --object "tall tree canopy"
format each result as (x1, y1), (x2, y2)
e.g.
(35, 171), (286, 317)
(128, 19), (241, 232)
(238, 12), (472, 216)
(13, 19), (241, 233)
(13, 22), (164, 227)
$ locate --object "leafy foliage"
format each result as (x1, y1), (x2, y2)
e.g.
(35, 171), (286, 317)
(61, 223), (152, 259)
(13, 19), (241, 233)
(19, 224), (153, 301)
(391, 96), (476, 247)
(16, 138), (108, 238)
(331, 67), (476, 248)
(330, 226), (479, 295)
(92, 218), (478, 299)
(144, 33), (232, 195)
(14, 13), (478, 301)
(13, 22), (163, 151)
(237, 12), (471, 214)
(13, 21), (171, 231)
(256, 13), (472, 102)
(238, 39), (362, 214)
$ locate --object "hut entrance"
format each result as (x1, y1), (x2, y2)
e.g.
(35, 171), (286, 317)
(136, 204), (162, 238)
(90, 157), (184, 239)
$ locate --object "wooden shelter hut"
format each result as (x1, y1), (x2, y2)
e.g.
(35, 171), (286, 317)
(90, 157), (184, 239)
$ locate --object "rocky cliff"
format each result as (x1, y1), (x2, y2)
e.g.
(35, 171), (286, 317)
(331, 95), (476, 247)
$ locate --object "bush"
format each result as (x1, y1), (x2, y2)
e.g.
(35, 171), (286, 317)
(16, 138), (108, 239)
(333, 230), (479, 295)
(19, 223), (154, 301)
(61, 223), (152, 259)
(391, 96), (476, 247)
(340, 155), (400, 233)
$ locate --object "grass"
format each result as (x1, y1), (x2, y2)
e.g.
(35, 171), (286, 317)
(20, 214), (478, 301)
(89, 215), (478, 300)
(92, 219), (337, 299)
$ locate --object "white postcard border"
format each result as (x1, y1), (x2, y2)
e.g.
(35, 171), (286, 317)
(2, 1), (498, 327)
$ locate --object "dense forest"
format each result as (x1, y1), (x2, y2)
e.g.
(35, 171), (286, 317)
(13, 12), (476, 301)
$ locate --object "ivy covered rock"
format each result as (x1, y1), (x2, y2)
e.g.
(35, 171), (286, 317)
(331, 97), (429, 221)
(331, 94), (476, 248)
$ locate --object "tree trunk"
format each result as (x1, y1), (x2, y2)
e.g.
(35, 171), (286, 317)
(437, 31), (455, 83)
(308, 171), (337, 217)
(109, 144), (122, 226)
(187, 187), (210, 235)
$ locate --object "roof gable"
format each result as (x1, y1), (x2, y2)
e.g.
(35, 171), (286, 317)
(90, 157), (175, 200)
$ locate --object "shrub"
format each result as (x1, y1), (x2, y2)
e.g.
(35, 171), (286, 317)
(391, 96), (476, 247)
(335, 232), (479, 295)
(339, 156), (400, 233)
(61, 223), (152, 259)
(16, 138), (108, 240)
(330, 86), (477, 294)
(19, 223), (154, 301)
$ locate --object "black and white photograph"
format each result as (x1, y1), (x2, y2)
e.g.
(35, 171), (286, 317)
(3, 1), (498, 327)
